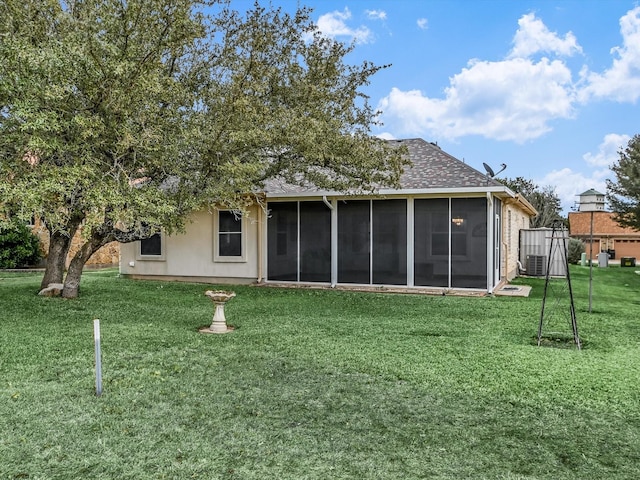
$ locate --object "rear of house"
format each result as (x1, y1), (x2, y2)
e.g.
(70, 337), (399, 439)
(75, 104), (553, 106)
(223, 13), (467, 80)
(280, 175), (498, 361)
(120, 139), (536, 293)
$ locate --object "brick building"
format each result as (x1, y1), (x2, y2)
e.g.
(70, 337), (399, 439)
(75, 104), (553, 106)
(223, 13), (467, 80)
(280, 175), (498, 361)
(568, 190), (640, 262)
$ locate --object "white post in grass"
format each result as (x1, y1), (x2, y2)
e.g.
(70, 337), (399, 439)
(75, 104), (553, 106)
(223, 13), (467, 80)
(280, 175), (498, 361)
(93, 319), (103, 396)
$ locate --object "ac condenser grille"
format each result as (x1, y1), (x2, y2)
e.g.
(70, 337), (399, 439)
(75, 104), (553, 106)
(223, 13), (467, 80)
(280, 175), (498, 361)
(526, 255), (547, 276)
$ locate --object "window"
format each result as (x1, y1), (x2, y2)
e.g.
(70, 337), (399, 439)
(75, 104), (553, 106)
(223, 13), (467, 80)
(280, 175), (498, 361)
(138, 231), (164, 260)
(215, 210), (244, 261)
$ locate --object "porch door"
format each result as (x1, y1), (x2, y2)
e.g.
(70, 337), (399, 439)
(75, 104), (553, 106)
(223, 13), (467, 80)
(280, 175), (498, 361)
(494, 198), (502, 288)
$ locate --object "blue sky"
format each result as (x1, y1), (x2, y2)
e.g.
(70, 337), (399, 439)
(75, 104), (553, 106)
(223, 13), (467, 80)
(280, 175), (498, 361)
(236, 1), (640, 212)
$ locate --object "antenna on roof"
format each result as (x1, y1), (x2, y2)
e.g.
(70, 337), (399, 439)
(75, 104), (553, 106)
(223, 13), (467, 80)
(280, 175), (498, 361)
(483, 162), (507, 178)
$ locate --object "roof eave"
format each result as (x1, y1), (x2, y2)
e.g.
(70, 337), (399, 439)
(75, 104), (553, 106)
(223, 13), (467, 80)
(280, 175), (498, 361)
(265, 185), (516, 200)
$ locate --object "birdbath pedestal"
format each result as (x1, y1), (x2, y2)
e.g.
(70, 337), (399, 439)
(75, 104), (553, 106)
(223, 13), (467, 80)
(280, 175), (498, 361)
(200, 290), (236, 334)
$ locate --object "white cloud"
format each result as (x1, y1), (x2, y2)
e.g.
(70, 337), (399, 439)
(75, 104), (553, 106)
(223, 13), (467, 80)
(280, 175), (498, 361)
(315, 8), (373, 44)
(378, 57), (576, 142)
(537, 168), (608, 212)
(538, 133), (629, 211)
(580, 7), (640, 103)
(508, 13), (582, 59)
(417, 18), (428, 30)
(376, 132), (396, 140)
(377, 12), (584, 142)
(366, 9), (387, 21)
(582, 133), (629, 167)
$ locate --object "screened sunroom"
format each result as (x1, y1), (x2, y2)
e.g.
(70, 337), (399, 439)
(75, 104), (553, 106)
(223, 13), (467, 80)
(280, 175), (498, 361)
(265, 195), (503, 291)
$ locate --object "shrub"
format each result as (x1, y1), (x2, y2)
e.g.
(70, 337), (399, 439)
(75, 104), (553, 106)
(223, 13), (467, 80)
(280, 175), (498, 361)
(567, 237), (585, 264)
(0, 220), (42, 268)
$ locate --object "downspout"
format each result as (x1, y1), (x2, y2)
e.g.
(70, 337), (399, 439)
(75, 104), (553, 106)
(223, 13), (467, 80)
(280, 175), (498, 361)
(322, 195), (333, 211)
(257, 205), (264, 283)
(323, 196), (337, 288)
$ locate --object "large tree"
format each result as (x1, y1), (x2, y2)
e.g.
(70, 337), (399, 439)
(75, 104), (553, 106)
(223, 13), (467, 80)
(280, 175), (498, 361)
(607, 134), (640, 231)
(0, 0), (406, 297)
(498, 177), (563, 228)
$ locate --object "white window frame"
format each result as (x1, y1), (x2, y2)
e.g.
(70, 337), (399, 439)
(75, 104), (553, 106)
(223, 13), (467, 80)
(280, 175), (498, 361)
(137, 231), (166, 261)
(214, 210), (247, 263)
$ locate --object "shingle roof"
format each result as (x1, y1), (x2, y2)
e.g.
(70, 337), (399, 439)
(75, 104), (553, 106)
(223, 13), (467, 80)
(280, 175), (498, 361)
(578, 188), (605, 196)
(393, 138), (502, 189)
(264, 137), (502, 196)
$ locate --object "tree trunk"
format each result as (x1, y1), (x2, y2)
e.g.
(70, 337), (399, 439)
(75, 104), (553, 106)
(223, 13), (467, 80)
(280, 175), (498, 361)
(62, 235), (107, 299)
(40, 230), (76, 290)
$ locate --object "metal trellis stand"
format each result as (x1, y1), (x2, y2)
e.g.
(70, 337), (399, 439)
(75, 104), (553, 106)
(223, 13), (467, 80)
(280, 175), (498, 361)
(537, 220), (581, 350)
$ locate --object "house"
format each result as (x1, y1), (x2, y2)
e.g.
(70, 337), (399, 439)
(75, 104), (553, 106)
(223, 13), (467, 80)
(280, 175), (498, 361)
(568, 212), (640, 261)
(119, 138), (536, 293)
(568, 188), (640, 262)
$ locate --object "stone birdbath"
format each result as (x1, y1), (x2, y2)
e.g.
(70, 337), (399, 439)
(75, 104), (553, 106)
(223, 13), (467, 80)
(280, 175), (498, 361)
(199, 290), (236, 334)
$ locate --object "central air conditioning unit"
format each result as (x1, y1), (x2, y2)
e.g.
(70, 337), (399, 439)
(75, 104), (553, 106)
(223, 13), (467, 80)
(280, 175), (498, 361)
(526, 255), (547, 277)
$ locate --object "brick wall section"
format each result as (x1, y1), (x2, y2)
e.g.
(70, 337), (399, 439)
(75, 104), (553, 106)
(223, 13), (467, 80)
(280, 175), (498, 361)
(503, 199), (532, 280)
(568, 211), (640, 260)
(32, 221), (120, 267)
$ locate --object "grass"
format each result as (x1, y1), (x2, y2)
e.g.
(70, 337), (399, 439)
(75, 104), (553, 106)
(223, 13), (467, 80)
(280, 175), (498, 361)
(1, 266), (640, 479)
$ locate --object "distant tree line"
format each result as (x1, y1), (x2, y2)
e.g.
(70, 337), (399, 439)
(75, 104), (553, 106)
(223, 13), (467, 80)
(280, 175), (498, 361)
(497, 177), (564, 228)
(607, 134), (640, 231)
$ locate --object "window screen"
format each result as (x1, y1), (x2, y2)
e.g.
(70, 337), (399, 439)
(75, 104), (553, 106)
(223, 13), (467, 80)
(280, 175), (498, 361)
(414, 199), (448, 287)
(338, 200), (370, 284)
(267, 202), (298, 281)
(451, 198), (487, 288)
(299, 202), (331, 282)
(372, 200), (407, 285)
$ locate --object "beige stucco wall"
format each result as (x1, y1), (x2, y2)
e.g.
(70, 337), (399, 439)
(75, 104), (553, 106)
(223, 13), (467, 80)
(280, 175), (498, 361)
(119, 206), (262, 283)
(502, 199), (531, 281)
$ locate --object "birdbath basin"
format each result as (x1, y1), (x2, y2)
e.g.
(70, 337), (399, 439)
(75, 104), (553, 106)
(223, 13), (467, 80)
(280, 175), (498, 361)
(200, 290), (236, 334)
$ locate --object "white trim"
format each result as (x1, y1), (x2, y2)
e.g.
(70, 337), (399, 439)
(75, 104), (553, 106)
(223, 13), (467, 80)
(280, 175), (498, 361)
(407, 198), (415, 287)
(331, 199), (338, 287)
(486, 193), (494, 293)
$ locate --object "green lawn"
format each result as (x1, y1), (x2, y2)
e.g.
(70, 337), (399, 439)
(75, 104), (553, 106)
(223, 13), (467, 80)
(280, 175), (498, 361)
(1, 266), (639, 479)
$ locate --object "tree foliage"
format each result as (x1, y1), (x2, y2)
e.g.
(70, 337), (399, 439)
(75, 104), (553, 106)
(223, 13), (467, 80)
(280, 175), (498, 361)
(0, 220), (42, 268)
(607, 134), (640, 231)
(0, 0), (407, 297)
(498, 177), (563, 228)
(567, 237), (585, 265)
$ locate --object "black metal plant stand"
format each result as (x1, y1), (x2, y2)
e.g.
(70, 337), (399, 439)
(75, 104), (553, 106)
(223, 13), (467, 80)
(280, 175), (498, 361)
(537, 220), (581, 349)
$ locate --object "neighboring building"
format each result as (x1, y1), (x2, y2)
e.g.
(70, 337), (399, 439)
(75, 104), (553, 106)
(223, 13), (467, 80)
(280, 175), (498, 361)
(568, 188), (640, 261)
(120, 138), (536, 294)
(568, 211), (640, 261)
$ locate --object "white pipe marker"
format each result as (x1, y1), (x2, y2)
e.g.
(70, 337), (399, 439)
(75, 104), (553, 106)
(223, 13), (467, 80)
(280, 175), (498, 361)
(93, 319), (103, 396)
